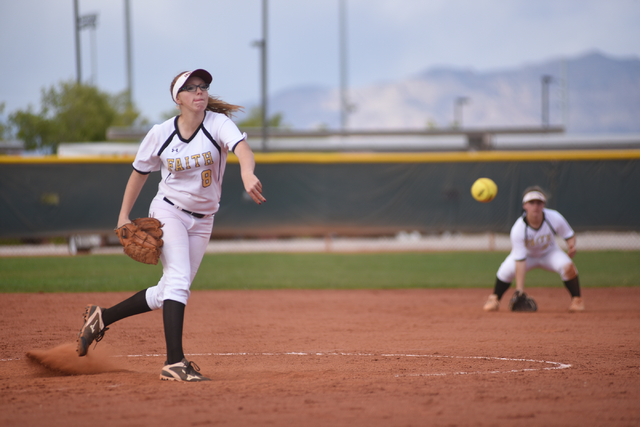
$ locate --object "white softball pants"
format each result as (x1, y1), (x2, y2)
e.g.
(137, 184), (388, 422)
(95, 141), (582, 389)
(144, 197), (214, 310)
(496, 247), (577, 283)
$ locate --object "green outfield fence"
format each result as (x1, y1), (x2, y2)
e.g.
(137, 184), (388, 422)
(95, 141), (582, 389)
(1, 149), (639, 255)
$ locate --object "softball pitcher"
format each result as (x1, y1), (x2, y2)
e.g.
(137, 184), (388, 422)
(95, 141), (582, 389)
(483, 186), (584, 312)
(76, 69), (265, 382)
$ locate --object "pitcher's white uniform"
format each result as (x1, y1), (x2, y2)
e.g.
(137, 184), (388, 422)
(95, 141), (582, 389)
(497, 208), (577, 283)
(132, 111), (246, 310)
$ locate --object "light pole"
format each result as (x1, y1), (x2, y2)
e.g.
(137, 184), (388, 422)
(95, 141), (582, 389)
(454, 97), (469, 128)
(78, 13), (98, 84)
(124, 0), (133, 107)
(541, 75), (553, 127)
(339, 0), (350, 131)
(252, 0), (268, 151)
(74, 0), (82, 83)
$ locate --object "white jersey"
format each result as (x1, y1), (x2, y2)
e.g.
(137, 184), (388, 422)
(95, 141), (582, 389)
(133, 111), (246, 215)
(510, 208), (574, 260)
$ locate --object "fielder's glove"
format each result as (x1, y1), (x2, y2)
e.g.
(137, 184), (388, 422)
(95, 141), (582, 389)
(115, 218), (164, 265)
(508, 290), (538, 312)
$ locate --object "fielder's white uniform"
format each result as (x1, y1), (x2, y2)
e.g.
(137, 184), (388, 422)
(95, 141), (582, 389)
(497, 208), (577, 283)
(132, 111), (246, 310)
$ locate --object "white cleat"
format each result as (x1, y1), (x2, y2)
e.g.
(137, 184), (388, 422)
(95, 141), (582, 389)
(160, 358), (211, 382)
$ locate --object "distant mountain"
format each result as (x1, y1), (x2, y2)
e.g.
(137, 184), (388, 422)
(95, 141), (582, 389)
(255, 51), (640, 133)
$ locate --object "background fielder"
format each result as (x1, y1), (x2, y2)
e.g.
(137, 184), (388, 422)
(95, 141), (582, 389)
(483, 186), (585, 312)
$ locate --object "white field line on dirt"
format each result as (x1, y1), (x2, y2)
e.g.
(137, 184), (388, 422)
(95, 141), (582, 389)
(2, 351), (572, 377)
(112, 351), (572, 377)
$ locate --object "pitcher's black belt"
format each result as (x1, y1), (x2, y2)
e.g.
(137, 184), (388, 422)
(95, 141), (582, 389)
(163, 197), (207, 219)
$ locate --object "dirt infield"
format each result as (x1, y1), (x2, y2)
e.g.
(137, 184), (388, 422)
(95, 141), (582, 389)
(1, 288), (639, 427)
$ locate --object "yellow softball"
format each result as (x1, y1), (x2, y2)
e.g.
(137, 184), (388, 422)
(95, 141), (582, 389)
(471, 178), (498, 203)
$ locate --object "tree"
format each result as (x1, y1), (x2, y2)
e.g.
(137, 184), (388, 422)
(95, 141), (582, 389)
(8, 81), (143, 152)
(8, 107), (56, 150)
(110, 90), (147, 128)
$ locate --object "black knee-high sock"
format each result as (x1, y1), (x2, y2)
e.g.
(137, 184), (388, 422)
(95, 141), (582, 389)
(493, 278), (511, 300)
(163, 300), (185, 365)
(102, 289), (151, 327)
(563, 276), (581, 297)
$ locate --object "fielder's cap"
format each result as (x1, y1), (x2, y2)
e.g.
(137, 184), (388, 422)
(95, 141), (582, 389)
(522, 190), (547, 204)
(171, 69), (213, 103)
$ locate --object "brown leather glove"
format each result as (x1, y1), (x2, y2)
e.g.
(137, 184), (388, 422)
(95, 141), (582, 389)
(115, 218), (164, 265)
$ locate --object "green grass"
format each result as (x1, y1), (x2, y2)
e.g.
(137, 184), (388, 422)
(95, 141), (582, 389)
(0, 251), (638, 293)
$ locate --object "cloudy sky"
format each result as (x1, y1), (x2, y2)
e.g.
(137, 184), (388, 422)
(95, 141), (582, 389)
(1, 0), (639, 124)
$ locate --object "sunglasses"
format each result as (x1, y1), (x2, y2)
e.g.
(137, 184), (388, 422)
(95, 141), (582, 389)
(179, 84), (210, 93)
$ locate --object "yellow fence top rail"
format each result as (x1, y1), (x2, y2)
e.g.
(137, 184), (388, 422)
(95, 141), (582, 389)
(2, 149), (640, 164)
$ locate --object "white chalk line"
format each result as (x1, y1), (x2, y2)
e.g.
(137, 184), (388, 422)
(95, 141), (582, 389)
(115, 351), (572, 378)
(4, 351), (571, 378)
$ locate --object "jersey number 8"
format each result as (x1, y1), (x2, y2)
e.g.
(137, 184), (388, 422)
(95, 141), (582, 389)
(201, 170), (212, 188)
